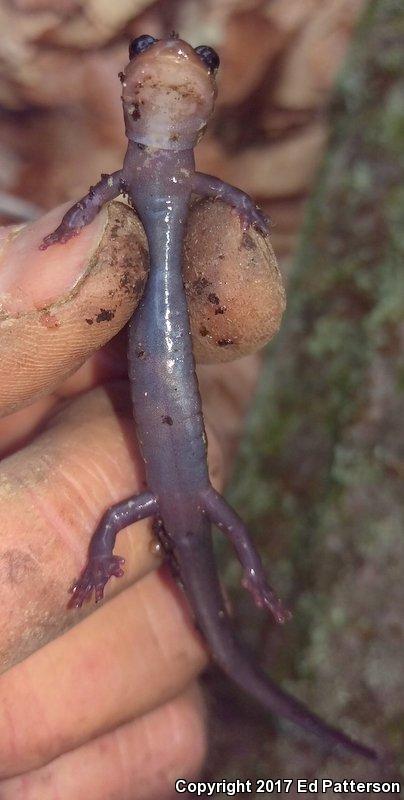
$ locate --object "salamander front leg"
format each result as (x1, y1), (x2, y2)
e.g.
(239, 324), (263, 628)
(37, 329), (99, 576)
(40, 169), (124, 249)
(192, 172), (270, 235)
(201, 486), (291, 624)
(69, 491), (158, 608)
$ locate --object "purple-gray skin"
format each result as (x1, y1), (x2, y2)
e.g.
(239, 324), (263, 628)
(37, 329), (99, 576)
(41, 34), (378, 763)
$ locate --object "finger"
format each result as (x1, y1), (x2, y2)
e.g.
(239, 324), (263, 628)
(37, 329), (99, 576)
(0, 200), (148, 416)
(185, 198), (285, 363)
(0, 382), (150, 671)
(0, 332), (128, 459)
(0, 570), (207, 779)
(0, 382), (223, 671)
(0, 683), (207, 800)
(0, 337), (128, 459)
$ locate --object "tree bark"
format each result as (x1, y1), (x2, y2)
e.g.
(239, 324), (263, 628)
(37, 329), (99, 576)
(209, 0), (404, 783)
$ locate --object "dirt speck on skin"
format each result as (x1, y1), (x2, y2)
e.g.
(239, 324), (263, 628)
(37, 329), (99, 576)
(215, 306), (226, 315)
(39, 311), (60, 329)
(134, 277), (146, 295)
(192, 276), (211, 295)
(109, 223), (120, 240)
(119, 272), (146, 297)
(200, 325), (210, 337)
(85, 318), (94, 325)
(242, 233), (257, 250)
(95, 308), (115, 323)
(119, 272), (132, 290)
(0, 549), (38, 584)
(208, 293), (220, 305)
(217, 338), (234, 347)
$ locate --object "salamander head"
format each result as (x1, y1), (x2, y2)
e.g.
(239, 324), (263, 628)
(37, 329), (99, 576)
(121, 34), (219, 150)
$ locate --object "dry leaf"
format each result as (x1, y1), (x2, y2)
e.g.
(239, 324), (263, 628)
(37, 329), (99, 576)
(274, 0), (367, 108)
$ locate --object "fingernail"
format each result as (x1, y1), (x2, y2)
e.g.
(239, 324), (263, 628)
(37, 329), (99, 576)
(0, 202), (109, 315)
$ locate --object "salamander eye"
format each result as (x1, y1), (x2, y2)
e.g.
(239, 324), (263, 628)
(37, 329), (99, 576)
(194, 45), (220, 73)
(129, 35), (157, 60)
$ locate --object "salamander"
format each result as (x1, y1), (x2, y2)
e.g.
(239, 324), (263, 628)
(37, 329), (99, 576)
(41, 33), (378, 762)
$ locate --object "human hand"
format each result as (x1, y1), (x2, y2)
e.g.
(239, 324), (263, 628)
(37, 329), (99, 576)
(0, 199), (284, 798)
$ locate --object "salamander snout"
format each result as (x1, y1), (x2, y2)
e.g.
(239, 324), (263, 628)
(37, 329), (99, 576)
(122, 36), (218, 150)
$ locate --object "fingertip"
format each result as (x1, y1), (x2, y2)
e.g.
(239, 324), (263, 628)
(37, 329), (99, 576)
(185, 197), (285, 364)
(0, 684), (208, 800)
(163, 682), (208, 781)
(0, 202), (149, 415)
(0, 203), (108, 314)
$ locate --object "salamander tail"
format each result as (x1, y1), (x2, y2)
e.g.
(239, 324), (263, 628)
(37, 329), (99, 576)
(174, 525), (379, 764)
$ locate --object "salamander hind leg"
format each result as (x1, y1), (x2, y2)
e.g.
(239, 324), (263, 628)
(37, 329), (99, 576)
(201, 486), (291, 624)
(69, 491), (158, 608)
